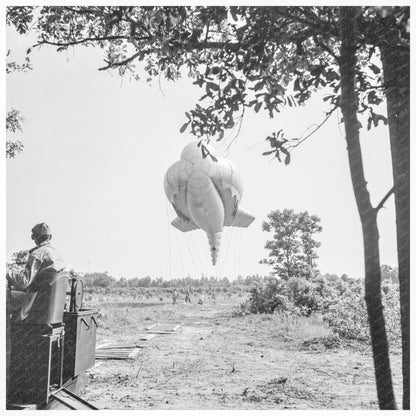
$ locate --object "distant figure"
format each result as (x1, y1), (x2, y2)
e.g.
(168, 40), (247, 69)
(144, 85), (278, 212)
(184, 287), (192, 304)
(6, 223), (66, 321)
(198, 298), (203, 305)
(172, 289), (178, 305)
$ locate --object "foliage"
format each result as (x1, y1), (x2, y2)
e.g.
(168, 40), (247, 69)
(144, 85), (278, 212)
(260, 209), (322, 280)
(6, 6), (35, 34)
(84, 271), (116, 288)
(243, 273), (400, 343)
(6, 6), (408, 159)
(6, 38), (32, 158)
(6, 250), (30, 270)
(82, 272), (267, 290)
(6, 108), (25, 158)
(380, 264), (398, 284)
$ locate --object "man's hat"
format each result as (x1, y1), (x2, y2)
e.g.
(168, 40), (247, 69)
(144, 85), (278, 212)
(31, 223), (51, 236)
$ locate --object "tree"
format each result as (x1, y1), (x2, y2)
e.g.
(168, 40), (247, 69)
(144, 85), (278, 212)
(261, 209), (322, 280)
(7, 6), (409, 408)
(84, 271), (115, 288)
(6, 8), (34, 158)
(374, 9), (410, 408)
(337, 7), (395, 408)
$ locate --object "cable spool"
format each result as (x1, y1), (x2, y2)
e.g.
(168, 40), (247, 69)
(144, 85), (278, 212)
(70, 277), (84, 312)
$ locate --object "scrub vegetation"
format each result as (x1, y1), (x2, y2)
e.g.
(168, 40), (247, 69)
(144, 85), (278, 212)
(82, 264), (400, 347)
(79, 268), (401, 410)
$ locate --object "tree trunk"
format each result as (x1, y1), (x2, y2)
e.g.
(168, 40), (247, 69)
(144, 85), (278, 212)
(339, 7), (396, 409)
(379, 25), (410, 409)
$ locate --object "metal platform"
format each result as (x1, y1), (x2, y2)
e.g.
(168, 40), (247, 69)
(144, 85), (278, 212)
(43, 388), (98, 410)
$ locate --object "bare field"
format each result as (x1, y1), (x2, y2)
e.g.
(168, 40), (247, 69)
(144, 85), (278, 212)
(81, 295), (402, 410)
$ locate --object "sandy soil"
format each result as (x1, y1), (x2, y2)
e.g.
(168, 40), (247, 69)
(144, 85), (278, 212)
(81, 296), (403, 410)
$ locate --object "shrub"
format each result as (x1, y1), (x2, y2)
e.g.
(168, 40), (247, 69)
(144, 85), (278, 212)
(243, 274), (401, 343)
(244, 279), (298, 315)
(323, 286), (368, 340)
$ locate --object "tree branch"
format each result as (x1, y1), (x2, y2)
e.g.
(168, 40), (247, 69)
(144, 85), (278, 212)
(274, 8), (338, 38)
(289, 105), (338, 150)
(99, 50), (143, 71)
(97, 40), (241, 71)
(63, 6), (100, 15)
(315, 39), (339, 61)
(375, 186), (395, 212)
(33, 35), (130, 48)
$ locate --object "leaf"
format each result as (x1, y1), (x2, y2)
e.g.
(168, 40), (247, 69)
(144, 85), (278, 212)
(230, 7), (238, 21)
(323, 95), (334, 102)
(180, 122), (189, 133)
(373, 113), (388, 127)
(207, 82), (219, 91)
(262, 150), (275, 156)
(254, 102), (262, 113)
(269, 138), (277, 147)
(284, 153), (291, 165)
(369, 63), (381, 74)
(275, 150), (281, 162)
(209, 154), (218, 162)
(253, 81), (263, 91)
(378, 114), (388, 125)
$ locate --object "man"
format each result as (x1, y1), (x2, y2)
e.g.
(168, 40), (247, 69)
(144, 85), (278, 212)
(172, 288), (178, 305)
(7, 223), (66, 321)
(184, 287), (191, 304)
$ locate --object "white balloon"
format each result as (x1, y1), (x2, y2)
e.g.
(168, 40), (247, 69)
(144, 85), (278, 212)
(164, 142), (255, 265)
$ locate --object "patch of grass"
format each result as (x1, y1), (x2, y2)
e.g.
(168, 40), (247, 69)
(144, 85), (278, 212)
(272, 312), (333, 343)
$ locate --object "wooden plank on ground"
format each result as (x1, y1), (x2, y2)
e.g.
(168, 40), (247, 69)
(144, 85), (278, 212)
(145, 323), (159, 331)
(96, 342), (111, 349)
(139, 333), (156, 340)
(97, 344), (145, 349)
(95, 347), (141, 360)
(147, 323), (182, 334)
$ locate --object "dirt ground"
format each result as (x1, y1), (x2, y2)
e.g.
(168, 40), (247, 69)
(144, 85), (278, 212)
(81, 295), (403, 410)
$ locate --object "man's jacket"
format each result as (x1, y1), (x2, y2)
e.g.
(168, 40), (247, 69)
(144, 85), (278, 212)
(9, 241), (66, 320)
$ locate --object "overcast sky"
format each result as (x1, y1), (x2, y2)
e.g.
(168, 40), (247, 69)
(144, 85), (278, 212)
(6, 20), (398, 280)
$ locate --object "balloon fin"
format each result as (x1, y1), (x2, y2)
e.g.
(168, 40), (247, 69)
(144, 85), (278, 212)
(227, 207), (255, 228)
(171, 217), (199, 232)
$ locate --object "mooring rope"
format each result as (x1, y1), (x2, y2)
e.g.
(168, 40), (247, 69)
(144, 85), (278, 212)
(165, 201), (172, 280)
(188, 232), (207, 271)
(238, 227), (242, 277)
(172, 228), (186, 277)
(183, 233), (204, 276)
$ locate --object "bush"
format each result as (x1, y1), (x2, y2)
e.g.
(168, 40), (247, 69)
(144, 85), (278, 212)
(242, 274), (401, 343)
(245, 277), (325, 316)
(323, 285), (368, 340)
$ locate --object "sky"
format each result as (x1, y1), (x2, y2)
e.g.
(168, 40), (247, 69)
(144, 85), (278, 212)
(5, 18), (399, 281)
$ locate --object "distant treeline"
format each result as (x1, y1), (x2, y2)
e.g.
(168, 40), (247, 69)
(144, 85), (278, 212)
(78, 265), (398, 289)
(81, 272), (268, 289)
